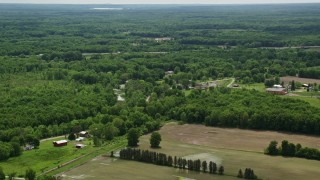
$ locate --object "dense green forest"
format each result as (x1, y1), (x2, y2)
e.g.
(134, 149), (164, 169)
(0, 4), (320, 161)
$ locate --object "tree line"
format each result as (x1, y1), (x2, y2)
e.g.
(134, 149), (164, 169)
(237, 168), (258, 179)
(0, 135), (39, 161)
(299, 68), (320, 79)
(265, 140), (320, 161)
(119, 148), (225, 175)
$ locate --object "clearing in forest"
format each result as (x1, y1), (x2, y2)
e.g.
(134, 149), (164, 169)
(59, 123), (320, 180)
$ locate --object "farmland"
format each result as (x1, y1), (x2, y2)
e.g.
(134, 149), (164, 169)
(59, 123), (320, 180)
(0, 4), (320, 180)
(280, 76), (320, 84)
(0, 137), (95, 176)
(0, 136), (126, 177)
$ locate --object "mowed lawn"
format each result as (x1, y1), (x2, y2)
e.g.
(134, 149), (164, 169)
(239, 83), (266, 92)
(283, 96), (320, 108)
(0, 137), (96, 176)
(60, 123), (320, 180)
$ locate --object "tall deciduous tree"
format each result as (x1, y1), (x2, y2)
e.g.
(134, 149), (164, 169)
(150, 132), (162, 148)
(291, 80), (296, 91)
(265, 140), (279, 155)
(68, 133), (76, 141)
(127, 128), (141, 147)
(93, 136), (101, 147)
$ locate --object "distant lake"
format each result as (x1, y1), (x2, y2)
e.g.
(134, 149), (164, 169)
(92, 8), (124, 11)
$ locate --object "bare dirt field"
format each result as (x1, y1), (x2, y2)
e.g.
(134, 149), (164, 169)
(59, 156), (235, 180)
(280, 76), (320, 84)
(155, 123), (320, 152)
(59, 123), (320, 180)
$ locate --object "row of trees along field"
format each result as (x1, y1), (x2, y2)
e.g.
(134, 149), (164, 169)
(299, 67), (320, 79)
(119, 148), (258, 179)
(265, 140), (320, 160)
(119, 148), (225, 175)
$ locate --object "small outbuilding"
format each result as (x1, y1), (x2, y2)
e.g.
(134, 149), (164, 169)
(79, 131), (89, 138)
(273, 84), (283, 88)
(24, 145), (34, 151)
(165, 71), (174, 77)
(75, 137), (85, 142)
(75, 144), (86, 149)
(53, 140), (68, 147)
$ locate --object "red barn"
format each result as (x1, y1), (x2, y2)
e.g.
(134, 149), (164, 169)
(266, 88), (287, 95)
(53, 140), (68, 147)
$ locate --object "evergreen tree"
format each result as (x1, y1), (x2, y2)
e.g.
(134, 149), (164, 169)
(110, 151), (114, 157)
(25, 168), (36, 180)
(209, 161), (213, 173)
(202, 161), (207, 172)
(244, 168), (257, 179)
(212, 162), (217, 174)
(167, 156), (173, 167)
(244, 168), (250, 179)
(182, 159), (187, 169)
(173, 156), (177, 167)
(237, 169), (243, 178)
(218, 166), (224, 175)
(291, 80), (296, 91)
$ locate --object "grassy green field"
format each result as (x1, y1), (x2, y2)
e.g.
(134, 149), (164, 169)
(0, 136), (127, 177)
(293, 91), (320, 97)
(0, 137), (97, 176)
(239, 83), (266, 92)
(59, 123), (320, 180)
(284, 96), (320, 108)
(46, 137), (127, 177)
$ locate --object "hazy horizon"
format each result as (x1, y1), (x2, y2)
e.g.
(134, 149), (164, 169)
(1, 0), (320, 4)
